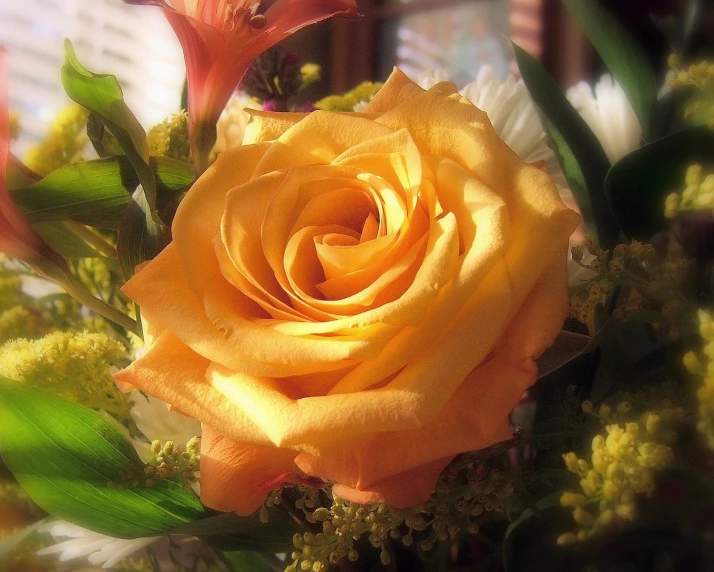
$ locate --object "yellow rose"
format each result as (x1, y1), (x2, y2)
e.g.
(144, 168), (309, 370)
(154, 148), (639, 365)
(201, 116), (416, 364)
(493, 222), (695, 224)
(116, 70), (579, 514)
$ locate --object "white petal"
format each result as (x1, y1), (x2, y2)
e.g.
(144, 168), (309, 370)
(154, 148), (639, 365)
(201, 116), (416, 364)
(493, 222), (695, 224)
(567, 74), (642, 164)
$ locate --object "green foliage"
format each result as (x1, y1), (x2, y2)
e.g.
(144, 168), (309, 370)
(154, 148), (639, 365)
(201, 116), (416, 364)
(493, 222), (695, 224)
(221, 551), (279, 572)
(61, 39), (170, 279)
(0, 331), (130, 424)
(562, 0), (657, 135)
(0, 381), (204, 538)
(606, 126), (714, 238)
(513, 43), (619, 248)
(172, 510), (301, 553)
(11, 157), (194, 231)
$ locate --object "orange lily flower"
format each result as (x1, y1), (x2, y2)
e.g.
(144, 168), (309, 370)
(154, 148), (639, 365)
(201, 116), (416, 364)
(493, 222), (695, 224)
(0, 47), (56, 265)
(125, 0), (358, 173)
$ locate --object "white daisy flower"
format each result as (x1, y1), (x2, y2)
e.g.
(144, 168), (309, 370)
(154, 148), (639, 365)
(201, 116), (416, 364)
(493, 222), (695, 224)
(419, 67), (569, 190)
(566, 74), (642, 164)
(37, 521), (156, 569)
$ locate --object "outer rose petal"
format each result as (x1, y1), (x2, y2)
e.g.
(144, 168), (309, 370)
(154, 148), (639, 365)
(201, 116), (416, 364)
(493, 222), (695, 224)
(332, 458), (451, 508)
(200, 425), (302, 515)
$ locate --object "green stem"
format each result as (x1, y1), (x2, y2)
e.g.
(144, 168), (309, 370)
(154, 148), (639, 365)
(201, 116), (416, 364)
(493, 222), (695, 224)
(63, 221), (117, 258)
(57, 271), (139, 335)
(256, 553), (285, 572)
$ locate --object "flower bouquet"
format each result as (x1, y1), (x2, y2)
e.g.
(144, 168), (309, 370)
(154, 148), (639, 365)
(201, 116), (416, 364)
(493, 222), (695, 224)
(1, 0), (714, 570)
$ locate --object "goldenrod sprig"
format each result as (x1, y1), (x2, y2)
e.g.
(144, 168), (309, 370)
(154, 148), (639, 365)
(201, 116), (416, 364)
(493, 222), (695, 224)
(286, 459), (514, 572)
(570, 239), (691, 335)
(683, 308), (714, 448)
(557, 400), (678, 546)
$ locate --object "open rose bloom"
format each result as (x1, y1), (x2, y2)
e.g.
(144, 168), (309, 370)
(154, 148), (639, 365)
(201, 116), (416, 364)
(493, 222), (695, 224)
(116, 70), (580, 514)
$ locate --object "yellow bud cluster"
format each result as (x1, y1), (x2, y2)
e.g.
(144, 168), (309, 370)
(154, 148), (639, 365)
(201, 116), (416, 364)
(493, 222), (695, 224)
(665, 163), (714, 219)
(569, 239), (685, 332)
(684, 309), (714, 448)
(557, 413), (674, 546)
(667, 53), (714, 127)
(0, 274), (48, 343)
(0, 306), (46, 346)
(23, 104), (89, 176)
(147, 111), (190, 162)
(287, 460), (514, 570)
(315, 82), (384, 112)
(137, 437), (200, 491)
(0, 331), (131, 425)
(299, 63), (321, 91)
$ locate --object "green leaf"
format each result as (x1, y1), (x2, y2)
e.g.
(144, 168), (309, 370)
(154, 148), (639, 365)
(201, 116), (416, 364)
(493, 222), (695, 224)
(61, 39), (170, 276)
(562, 0), (657, 134)
(502, 492), (565, 572)
(0, 380), (204, 538)
(6, 155), (40, 190)
(505, 491), (563, 540)
(11, 157), (194, 230)
(172, 511), (302, 553)
(222, 552), (278, 572)
(61, 40), (152, 203)
(34, 222), (99, 258)
(117, 186), (171, 279)
(513, 43), (619, 248)
(605, 126), (714, 238)
(86, 113), (125, 158)
(544, 120), (595, 234)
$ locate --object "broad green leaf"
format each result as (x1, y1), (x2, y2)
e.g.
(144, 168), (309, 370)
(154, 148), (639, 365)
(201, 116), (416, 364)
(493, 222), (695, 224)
(0, 380), (204, 538)
(61, 40), (170, 276)
(11, 157), (194, 230)
(605, 126), (714, 238)
(172, 511), (301, 552)
(222, 551), (278, 572)
(562, 0), (657, 134)
(513, 43), (619, 248)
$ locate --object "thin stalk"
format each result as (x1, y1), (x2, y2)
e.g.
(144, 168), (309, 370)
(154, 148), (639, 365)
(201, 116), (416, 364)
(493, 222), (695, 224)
(63, 221), (117, 258)
(57, 271), (139, 335)
(256, 553), (285, 572)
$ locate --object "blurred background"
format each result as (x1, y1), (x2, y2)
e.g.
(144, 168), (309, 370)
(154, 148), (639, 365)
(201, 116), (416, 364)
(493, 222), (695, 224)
(0, 0), (692, 154)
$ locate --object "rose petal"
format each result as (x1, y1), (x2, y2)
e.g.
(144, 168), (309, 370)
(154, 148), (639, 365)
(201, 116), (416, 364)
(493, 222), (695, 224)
(200, 425), (301, 515)
(294, 248), (570, 492)
(114, 330), (269, 445)
(331, 457), (451, 508)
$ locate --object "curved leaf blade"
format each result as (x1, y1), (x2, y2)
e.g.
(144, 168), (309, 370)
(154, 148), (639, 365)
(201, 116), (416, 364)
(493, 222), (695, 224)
(0, 380), (204, 538)
(513, 43), (619, 247)
(11, 157), (194, 230)
(562, 0), (657, 135)
(605, 126), (714, 238)
(61, 39), (170, 276)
